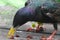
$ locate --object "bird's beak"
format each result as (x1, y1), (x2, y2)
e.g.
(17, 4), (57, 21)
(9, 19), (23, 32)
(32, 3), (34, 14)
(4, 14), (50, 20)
(7, 27), (16, 37)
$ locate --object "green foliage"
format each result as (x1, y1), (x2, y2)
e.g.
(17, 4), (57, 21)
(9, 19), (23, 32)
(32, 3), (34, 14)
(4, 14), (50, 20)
(0, 0), (27, 8)
(0, 0), (27, 16)
(55, 0), (60, 2)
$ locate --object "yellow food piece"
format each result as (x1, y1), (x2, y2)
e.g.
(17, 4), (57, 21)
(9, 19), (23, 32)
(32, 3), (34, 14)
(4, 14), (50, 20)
(32, 23), (36, 28)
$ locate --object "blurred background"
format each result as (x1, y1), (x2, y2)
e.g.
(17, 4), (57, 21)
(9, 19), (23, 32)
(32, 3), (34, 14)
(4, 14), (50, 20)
(0, 0), (27, 28)
(0, 0), (60, 29)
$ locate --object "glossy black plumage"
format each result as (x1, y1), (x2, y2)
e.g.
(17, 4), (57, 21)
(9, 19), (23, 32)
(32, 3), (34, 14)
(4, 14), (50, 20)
(13, 0), (60, 30)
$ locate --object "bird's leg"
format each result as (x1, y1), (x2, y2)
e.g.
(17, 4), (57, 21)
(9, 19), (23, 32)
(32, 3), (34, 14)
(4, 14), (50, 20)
(40, 23), (57, 40)
(40, 30), (57, 40)
(47, 23), (57, 40)
(47, 30), (57, 40)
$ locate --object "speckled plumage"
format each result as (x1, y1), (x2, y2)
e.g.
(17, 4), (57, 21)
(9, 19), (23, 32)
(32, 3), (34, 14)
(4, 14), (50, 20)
(13, 0), (60, 30)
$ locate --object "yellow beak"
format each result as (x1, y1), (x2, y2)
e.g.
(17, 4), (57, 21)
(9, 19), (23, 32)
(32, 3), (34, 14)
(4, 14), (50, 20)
(7, 27), (16, 37)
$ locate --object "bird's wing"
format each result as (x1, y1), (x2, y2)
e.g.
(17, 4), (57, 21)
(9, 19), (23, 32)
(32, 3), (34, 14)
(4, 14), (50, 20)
(41, 2), (60, 22)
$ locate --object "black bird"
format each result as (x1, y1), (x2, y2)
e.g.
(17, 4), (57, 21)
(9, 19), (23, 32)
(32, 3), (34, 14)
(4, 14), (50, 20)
(8, 0), (60, 38)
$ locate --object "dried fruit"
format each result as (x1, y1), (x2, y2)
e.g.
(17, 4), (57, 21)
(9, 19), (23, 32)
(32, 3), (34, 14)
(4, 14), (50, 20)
(26, 28), (32, 31)
(9, 36), (14, 39)
(15, 34), (20, 37)
(26, 34), (33, 39)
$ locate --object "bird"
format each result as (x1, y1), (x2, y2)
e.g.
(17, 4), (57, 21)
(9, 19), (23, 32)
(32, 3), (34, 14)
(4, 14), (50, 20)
(7, 0), (60, 39)
(25, 0), (44, 32)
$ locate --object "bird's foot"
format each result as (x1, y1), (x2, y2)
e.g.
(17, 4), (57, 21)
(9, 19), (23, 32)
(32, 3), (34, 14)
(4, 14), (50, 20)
(47, 36), (54, 40)
(40, 35), (53, 40)
(40, 30), (57, 40)
(47, 30), (57, 40)
(41, 37), (53, 40)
